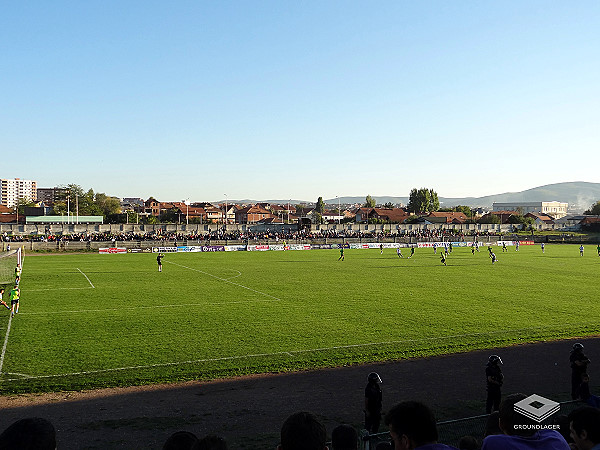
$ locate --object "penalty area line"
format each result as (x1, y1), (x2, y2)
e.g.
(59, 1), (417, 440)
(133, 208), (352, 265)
(77, 268), (95, 288)
(165, 261), (281, 302)
(0, 315), (13, 375)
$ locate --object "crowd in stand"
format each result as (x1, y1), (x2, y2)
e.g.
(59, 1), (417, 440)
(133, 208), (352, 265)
(1, 228), (503, 243)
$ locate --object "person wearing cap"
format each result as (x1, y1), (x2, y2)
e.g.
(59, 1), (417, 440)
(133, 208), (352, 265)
(364, 372), (383, 433)
(571, 343), (591, 400)
(486, 355), (503, 414)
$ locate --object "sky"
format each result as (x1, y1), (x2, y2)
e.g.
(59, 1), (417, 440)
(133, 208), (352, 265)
(2, 1), (599, 203)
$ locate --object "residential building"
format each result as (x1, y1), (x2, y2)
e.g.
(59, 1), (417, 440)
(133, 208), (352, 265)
(235, 205), (273, 224)
(355, 207), (408, 223)
(492, 201), (568, 219)
(1, 178), (37, 208)
(0, 204), (16, 223)
(36, 186), (68, 204)
(425, 211), (468, 224)
(525, 213), (556, 230)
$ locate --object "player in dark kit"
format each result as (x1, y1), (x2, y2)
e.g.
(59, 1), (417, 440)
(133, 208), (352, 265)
(364, 372), (383, 433)
(486, 354), (503, 413)
(440, 253), (447, 266)
(156, 253), (164, 272)
(338, 247), (344, 261)
(571, 343), (591, 400)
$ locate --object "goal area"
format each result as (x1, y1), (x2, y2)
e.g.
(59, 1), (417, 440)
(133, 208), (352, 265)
(0, 247), (22, 287)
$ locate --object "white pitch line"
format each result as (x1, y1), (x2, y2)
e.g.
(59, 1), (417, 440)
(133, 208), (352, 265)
(165, 261), (281, 301)
(77, 268), (95, 288)
(0, 314), (13, 375)
(26, 287), (95, 292)
(2, 326), (562, 381)
(223, 270), (242, 280)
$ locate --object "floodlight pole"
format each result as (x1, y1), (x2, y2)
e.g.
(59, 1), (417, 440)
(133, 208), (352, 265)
(224, 194), (227, 226)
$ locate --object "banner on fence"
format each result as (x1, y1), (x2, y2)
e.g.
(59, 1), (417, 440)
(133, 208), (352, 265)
(99, 247), (127, 254)
(225, 245), (247, 252)
(289, 244), (311, 250)
(247, 245), (270, 251)
(126, 248), (152, 253)
(152, 247), (178, 253)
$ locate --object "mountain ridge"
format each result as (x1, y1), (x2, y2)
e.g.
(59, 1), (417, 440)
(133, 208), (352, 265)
(216, 182), (600, 213)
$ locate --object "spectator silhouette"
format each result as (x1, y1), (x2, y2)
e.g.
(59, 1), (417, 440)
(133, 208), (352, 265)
(384, 400), (458, 449)
(457, 435), (479, 450)
(162, 431), (198, 450)
(278, 411), (328, 450)
(0, 417), (56, 450)
(481, 393), (570, 449)
(568, 406), (600, 450)
(331, 424), (358, 450)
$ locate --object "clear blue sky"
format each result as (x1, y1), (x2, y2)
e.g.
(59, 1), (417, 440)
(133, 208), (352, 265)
(2, 1), (599, 203)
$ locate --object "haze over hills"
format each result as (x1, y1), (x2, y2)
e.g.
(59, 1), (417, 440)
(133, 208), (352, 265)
(219, 182), (600, 213)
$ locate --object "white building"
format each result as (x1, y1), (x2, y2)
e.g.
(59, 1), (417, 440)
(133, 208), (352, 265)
(492, 201), (568, 219)
(0, 178), (37, 208)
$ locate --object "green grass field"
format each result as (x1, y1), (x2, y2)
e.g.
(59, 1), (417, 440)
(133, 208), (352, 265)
(0, 244), (598, 394)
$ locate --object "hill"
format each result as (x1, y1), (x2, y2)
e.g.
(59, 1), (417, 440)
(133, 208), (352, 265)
(323, 182), (600, 212)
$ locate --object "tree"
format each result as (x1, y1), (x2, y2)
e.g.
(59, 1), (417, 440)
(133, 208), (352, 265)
(479, 214), (501, 224)
(407, 188), (439, 213)
(383, 202), (394, 209)
(364, 195), (376, 208)
(14, 197), (37, 215)
(584, 201), (600, 215)
(316, 197), (325, 214)
(453, 205), (473, 217)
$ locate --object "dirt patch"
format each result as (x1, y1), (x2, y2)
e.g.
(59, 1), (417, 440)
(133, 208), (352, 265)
(1, 337), (598, 449)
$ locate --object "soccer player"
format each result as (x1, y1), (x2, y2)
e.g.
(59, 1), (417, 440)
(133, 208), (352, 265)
(580, 245), (584, 256)
(471, 243), (476, 255)
(541, 242), (545, 253)
(490, 252), (497, 264)
(338, 247), (344, 261)
(156, 253), (164, 272)
(440, 253), (447, 266)
(409, 246), (415, 258)
(487, 246), (493, 256)
(0, 289), (10, 310)
(15, 264), (21, 279)
(597, 243), (600, 256)
(9, 285), (20, 317)
(380, 243), (383, 254)
(515, 241), (520, 251)
(433, 242), (437, 254)
(396, 247), (403, 258)
(502, 242), (507, 252)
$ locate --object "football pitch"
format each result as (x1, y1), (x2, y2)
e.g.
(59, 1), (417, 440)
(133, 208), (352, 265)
(0, 244), (598, 394)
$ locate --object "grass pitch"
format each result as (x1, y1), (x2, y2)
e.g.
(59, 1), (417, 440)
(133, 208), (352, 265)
(0, 244), (598, 394)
